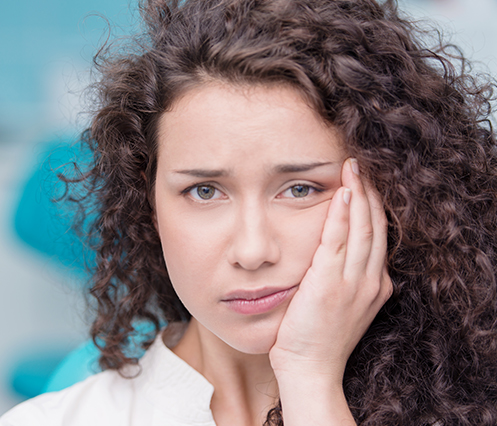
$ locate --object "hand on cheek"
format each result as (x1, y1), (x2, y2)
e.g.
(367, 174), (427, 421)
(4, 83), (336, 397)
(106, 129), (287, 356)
(269, 158), (393, 386)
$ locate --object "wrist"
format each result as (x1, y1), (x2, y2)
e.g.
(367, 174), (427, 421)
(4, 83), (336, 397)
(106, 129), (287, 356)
(270, 351), (346, 389)
(275, 375), (356, 426)
(276, 371), (344, 400)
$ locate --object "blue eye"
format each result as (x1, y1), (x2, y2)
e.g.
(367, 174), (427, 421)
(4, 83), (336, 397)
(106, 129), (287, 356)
(282, 184), (315, 198)
(291, 185), (310, 197)
(188, 185), (223, 201)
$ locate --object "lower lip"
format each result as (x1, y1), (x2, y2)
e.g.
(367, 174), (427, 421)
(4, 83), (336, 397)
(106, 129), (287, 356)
(222, 286), (298, 315)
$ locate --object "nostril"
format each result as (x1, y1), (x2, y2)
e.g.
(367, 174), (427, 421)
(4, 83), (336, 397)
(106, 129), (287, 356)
(227, 227), (280, 271)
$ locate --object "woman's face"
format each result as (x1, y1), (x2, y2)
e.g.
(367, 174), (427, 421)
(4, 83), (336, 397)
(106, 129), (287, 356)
(155, 83), (346, 354)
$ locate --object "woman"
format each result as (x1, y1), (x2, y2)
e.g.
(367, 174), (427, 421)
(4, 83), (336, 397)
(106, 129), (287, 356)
(2, 0), (497, 424)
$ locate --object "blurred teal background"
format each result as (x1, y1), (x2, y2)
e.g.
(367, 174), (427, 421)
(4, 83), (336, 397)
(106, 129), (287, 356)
(0, 0), (138, 134)
(0, 0), (138, 415)
(0, 0), (496, 416)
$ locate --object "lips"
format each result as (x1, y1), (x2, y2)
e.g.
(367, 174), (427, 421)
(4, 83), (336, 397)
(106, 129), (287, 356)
(221, 285), (299, 315)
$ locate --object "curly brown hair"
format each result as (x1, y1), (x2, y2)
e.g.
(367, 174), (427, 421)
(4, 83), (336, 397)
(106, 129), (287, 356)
(70, 0), (497, 424)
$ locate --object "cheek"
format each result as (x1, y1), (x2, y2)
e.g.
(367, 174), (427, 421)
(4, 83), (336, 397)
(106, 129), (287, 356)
(156, 209), (228, 291)
(157, 200), (332, 284)
(276, 200), (331, 272)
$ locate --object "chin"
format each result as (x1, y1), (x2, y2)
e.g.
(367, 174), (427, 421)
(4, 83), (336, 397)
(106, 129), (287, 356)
(216, 318), (281, 355)
(227, 335), (276, 355)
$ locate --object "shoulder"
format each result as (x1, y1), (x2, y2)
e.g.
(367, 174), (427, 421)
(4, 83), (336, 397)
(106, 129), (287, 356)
(0, 326), (215, 426)
(0, 368), (151, 426)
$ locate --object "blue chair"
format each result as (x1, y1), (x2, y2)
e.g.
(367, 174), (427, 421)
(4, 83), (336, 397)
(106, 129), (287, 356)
(9, 137), (93, 399)
(9, 347), (75, 399)
(42, 321), (161, 393)
(41, 340), (101, 393)
(10, 137), (162, 398)
(14, 138), (94, 275)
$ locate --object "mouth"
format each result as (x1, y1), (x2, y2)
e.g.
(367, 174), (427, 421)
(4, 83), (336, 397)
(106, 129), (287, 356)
(221, 285), (299, 315)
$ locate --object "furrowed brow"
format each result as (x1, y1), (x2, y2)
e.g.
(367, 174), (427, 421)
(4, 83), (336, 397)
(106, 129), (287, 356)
(173, 162), (337, 178)
(273, 161), (336, 174)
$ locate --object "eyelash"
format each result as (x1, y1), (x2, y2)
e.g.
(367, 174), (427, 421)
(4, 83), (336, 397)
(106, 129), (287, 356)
(278, 183), (324, 199)
(181, 184), (226, 201)
(181, 182), (324, 202)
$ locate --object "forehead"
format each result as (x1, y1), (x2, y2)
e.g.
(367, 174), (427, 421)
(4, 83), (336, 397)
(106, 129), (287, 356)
(156, 83), (345, 167)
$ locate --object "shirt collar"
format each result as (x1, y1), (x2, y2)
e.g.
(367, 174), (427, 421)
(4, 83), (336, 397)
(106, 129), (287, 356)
(138, 330), (216, 425)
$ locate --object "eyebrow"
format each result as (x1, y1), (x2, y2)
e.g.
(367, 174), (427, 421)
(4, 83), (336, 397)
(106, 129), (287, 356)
(173, 161), (337, 177)
(174, 169), (228, 178)
(273, 161), (336, 173)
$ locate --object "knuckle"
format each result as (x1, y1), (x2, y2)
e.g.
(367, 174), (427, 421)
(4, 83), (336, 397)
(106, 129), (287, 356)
(332, 240), (347, 256)
(360, 223), (374, 240)
(366, 280), (382, 300)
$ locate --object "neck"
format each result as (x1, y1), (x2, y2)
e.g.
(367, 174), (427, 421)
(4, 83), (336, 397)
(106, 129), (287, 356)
(169, 318), (279, 426)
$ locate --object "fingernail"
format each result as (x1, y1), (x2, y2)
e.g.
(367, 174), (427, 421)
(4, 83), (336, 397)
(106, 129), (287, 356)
(343, 188), (351, 205)
(350, 158), (360, 175)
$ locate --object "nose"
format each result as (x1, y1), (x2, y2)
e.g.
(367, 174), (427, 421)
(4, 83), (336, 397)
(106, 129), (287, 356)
(227, 201), (280, 270)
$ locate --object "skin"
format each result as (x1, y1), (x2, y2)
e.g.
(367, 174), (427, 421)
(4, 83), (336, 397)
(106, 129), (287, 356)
(154, 83), (392, 426)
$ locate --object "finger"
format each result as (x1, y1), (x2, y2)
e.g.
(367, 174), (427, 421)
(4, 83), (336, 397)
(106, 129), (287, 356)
(305, 186), (351, 286)
(380, 266), (394, 302)
(363, 178), (389, 279)
(341, 158), (373, 280)
(368, 267), (393, 316)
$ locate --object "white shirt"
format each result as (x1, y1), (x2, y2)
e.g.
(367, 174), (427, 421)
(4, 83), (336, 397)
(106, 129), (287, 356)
(0, 334), (217, 426)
